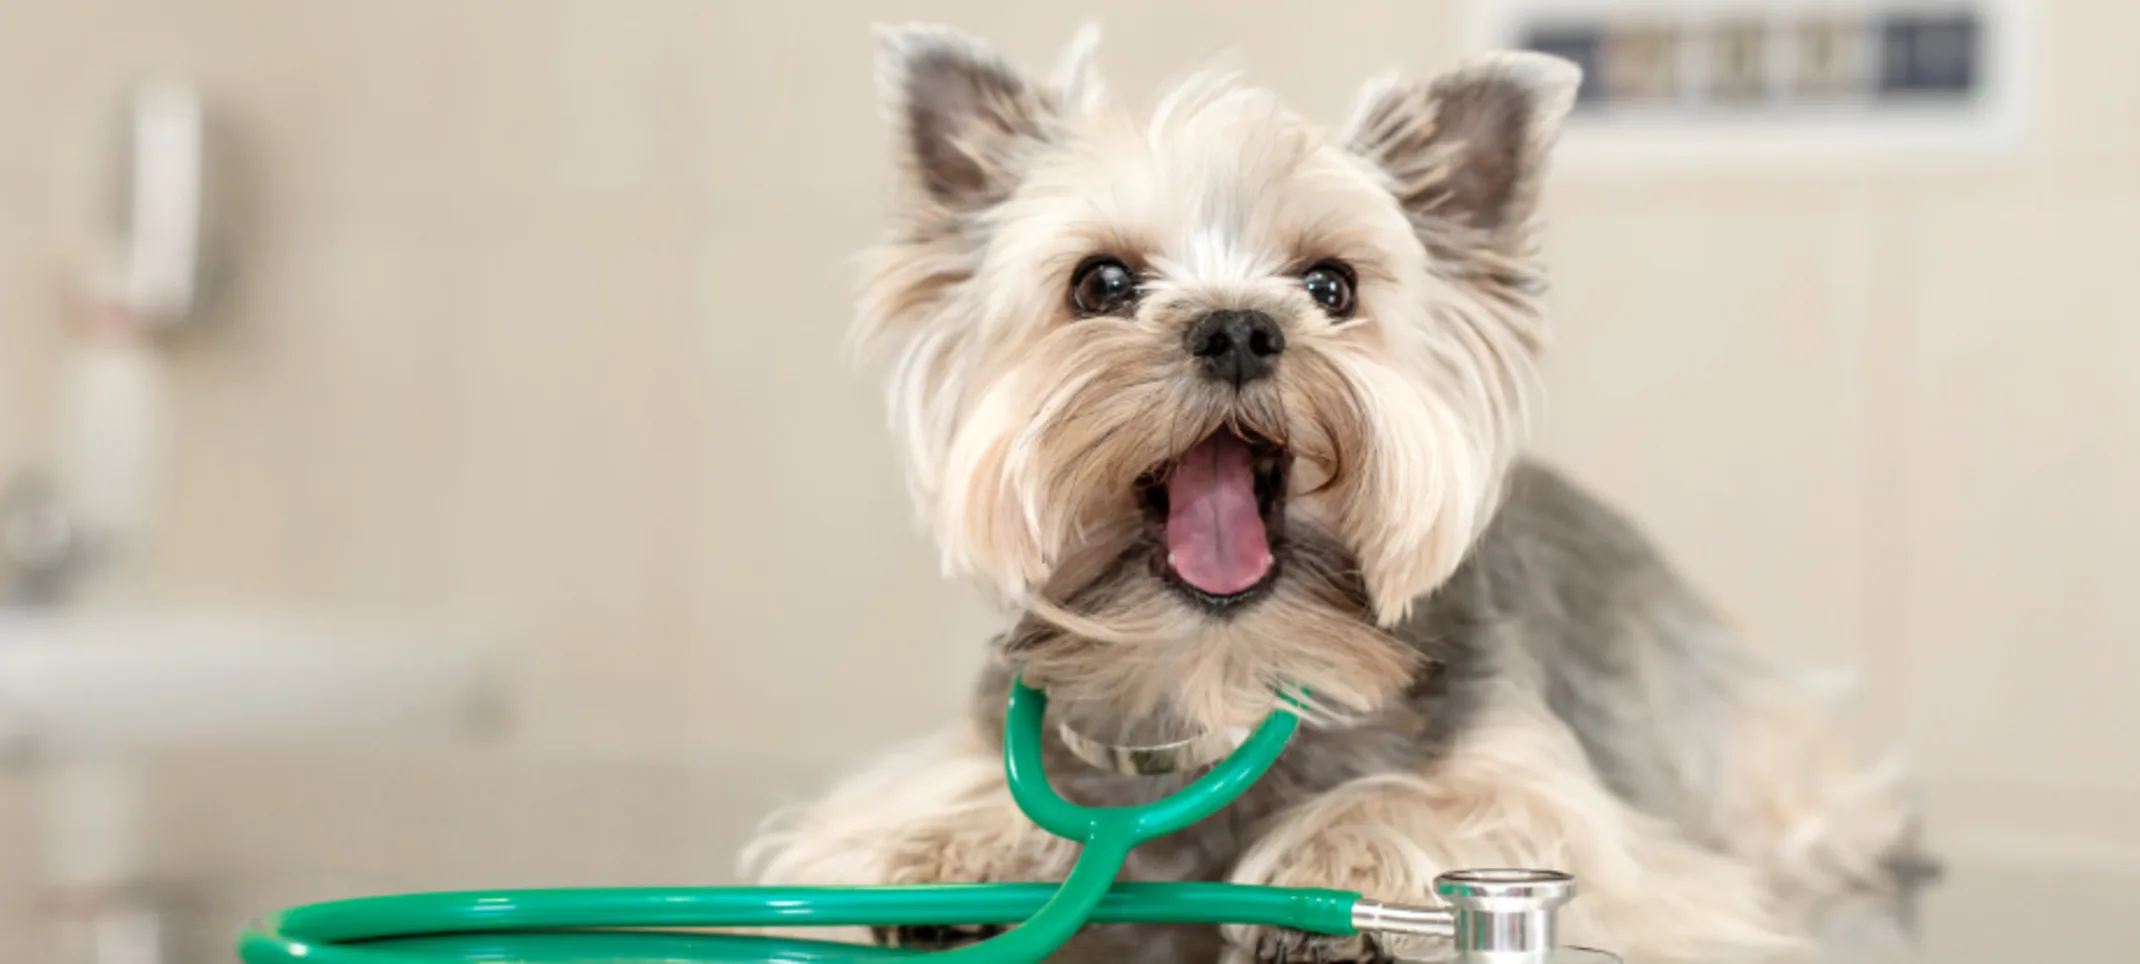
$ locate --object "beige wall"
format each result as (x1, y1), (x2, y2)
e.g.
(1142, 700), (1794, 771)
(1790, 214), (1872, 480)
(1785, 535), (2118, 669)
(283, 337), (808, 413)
(0, 2), (2135, 961)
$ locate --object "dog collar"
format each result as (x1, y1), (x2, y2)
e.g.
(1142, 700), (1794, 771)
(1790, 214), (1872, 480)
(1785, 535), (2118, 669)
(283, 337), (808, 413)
(1054, 718), (1250, 775)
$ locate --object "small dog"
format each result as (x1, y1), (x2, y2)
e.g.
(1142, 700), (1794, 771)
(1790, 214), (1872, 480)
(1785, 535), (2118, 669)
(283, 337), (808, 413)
(745, 24), (1926, 963)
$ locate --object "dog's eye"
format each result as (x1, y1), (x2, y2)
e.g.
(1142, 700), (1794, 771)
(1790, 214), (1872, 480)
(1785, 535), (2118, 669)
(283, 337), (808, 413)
(1301, 261), (1356, 318)
(1070, 257), (1139, 316)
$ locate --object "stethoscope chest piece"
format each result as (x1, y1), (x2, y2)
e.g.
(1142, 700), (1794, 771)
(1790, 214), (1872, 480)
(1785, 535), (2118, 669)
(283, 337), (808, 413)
(1361, 869), (1620, 964)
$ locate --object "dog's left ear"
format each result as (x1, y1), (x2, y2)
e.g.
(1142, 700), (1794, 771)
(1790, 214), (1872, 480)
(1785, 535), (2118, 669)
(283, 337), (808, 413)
(1343, 52), (1581, 237)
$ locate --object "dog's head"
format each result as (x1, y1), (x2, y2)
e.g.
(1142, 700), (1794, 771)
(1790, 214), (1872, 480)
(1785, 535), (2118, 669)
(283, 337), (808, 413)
(856, 25), (1578, 728)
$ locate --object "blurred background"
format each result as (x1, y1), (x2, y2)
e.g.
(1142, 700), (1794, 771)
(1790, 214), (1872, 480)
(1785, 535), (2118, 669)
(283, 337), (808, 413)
(0, 1), (2132, 962)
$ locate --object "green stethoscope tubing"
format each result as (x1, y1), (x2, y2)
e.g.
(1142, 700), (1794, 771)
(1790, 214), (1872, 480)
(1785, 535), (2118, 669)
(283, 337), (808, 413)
(236, 679), (1354, 963)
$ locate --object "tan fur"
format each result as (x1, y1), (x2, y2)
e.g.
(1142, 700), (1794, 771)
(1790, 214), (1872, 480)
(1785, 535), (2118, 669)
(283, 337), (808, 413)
(1016, 544), (1418, 730)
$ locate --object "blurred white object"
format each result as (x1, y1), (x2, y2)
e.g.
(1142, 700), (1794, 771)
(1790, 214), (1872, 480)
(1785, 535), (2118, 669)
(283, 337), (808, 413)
(0, 611), (501, 964)
(46, 334), (163, 609)
(57, 337), (160, 545)
(0, 610), (501, 757)
(0, 608), (502, 897)
(108, 77), (205, 325)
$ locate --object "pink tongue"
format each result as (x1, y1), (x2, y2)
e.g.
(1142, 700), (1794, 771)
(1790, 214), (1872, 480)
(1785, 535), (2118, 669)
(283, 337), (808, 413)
(1165, 433), (1272, 596)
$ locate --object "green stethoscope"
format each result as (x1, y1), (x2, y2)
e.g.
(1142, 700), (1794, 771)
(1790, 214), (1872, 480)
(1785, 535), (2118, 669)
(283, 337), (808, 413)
(235, 680), (1617, 963)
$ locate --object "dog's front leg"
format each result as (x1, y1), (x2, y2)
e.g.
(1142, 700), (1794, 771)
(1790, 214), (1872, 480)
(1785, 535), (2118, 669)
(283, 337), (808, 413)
(739, 724), (1078, 949)
(1224, 706), (1790, 964)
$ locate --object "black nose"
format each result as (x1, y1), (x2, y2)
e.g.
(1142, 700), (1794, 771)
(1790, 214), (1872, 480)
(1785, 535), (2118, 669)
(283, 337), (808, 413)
(1185, 310), (1285, 386)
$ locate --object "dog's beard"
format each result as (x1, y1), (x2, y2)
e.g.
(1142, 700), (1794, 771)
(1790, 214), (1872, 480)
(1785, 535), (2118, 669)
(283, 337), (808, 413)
(1007, 519), (1420, 733)
(981, 357), (1427, 733)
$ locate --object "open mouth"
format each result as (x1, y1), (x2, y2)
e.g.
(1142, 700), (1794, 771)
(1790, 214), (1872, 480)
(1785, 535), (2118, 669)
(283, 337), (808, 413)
(1136, 427), (1290, 611)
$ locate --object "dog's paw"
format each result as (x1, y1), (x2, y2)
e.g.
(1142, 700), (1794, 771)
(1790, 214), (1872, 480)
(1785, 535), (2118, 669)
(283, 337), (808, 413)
(871, 923), (1007, 950)
(1242, 927), (1397, 963)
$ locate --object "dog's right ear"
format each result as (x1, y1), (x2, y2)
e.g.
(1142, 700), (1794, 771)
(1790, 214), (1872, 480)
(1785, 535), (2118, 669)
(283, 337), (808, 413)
(875, 24), (1060, 213)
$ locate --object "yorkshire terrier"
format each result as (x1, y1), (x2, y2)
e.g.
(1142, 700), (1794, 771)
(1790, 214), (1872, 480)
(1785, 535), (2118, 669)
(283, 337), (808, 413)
(744, 23), (1926, 963)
